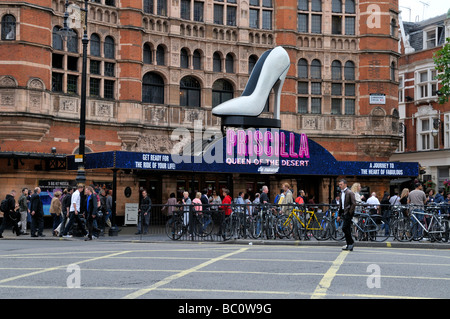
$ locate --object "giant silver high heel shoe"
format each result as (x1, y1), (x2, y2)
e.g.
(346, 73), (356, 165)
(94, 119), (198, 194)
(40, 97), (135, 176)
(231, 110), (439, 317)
(212, 46), (290, 128)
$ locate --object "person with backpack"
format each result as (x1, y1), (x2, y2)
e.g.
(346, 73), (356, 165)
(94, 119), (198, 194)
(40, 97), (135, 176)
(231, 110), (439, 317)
(0, 190), (21, 238)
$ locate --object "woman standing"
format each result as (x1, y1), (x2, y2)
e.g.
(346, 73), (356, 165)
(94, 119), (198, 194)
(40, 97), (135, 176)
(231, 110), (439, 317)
(162, 193), (177, 217)
(50, 191), (62, 236)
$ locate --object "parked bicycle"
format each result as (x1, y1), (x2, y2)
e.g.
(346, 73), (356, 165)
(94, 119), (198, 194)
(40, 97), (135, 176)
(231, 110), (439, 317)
(165, 206), (214, 240)
(393, 203), (449, 242)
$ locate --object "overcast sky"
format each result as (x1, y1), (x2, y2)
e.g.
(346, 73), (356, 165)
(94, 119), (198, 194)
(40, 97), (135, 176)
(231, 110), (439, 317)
(399, 0), (450, 22)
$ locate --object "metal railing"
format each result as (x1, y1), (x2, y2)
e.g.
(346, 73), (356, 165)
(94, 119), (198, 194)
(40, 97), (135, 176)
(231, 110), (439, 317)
(128, 202), (450, 243)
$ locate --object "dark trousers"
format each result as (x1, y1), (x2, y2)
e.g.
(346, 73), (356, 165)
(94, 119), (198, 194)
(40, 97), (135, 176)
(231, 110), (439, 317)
(63, 212), (87, 236)
(31, 213), (44, 236)
(0, 212), (19, 235)
(342, 214), (354, 246)
(86, 216), (94, 239)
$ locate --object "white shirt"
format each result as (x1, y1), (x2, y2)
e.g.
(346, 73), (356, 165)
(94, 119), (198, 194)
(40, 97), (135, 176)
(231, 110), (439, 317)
(70, 190), (81, 212)
(366, 195), (380, 208)
(389, 195), (400, 205)
(341, 188), (347, 210)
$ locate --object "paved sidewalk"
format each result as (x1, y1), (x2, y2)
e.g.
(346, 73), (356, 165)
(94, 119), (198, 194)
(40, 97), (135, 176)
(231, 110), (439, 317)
(1, 225), (449, 250)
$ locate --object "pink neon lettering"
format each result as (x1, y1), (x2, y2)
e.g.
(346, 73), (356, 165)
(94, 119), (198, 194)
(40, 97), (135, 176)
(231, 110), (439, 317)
(280, 132), (289, 158)
(226, 130), (236, 156)
(254, 131), (263, 156)
(237, 130), (246, 156)
(264, 131), (273, 157)
(299, 133), (310, 158)
(289, 133), (298, 158)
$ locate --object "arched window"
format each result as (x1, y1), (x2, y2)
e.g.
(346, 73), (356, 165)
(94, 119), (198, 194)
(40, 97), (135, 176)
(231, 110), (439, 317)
(52, 26), (63, 50)
(391, 18), (397, 37)
(331, 60), (342, 80)
(143, 72), (164, 104)
(156, 45), (165, 65)
(67, 29), (78, 53)
(213, 52), (222, 72)
(193, 50), (202, 70)
(297, 59), (308, 78)
(310, 59), (321, 79)
(344, 61), (355, 80)
(180, 76), (201, 107)
(248, 55), (258, 74)
(345, 0), (355, 14)
(332, 0), (342, 13)
(143, 43), (152, 64)
(90, 33), (101, 56)
(311, 0), (321, 12)
(180, 48), (189, 68)
(212, 79), (233, 107)
(104, 36), (115, 59)
(1, 14), (16, 40)
(225, 53), (234, 73)
(391, 62), (396, 81)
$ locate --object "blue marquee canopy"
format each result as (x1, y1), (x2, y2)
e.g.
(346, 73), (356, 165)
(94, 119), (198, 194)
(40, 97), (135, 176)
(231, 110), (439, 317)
(67, 129), (418, 178)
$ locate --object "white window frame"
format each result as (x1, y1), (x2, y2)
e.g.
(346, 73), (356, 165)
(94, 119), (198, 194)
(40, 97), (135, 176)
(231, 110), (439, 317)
(415, 68), (438, 101)
(423, 26), (445, 49)
(396, 120), (405, 153)
(398, 75), (404, 103)
(417, 116), (438, 151)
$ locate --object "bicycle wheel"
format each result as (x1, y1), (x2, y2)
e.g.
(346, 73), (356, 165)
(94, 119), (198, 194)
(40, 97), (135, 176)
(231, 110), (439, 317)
(165, 216), (184, 240)
(330, 218), (345, 241)
(295, 215), (306, 240)
(194, 214), (213, 237)
(265, 214), (275, 239)
(311, 217), (328, 241)
(369, 215), (390, 242)
(392, 218), (412, 242)
(276, 215), (293, 238)
(410, 219), (424, 241)
(250, 214), (263, 239)
(222, 215), (235, 241)
(353, 218), (366, 241)
(442, 220), (450, 243)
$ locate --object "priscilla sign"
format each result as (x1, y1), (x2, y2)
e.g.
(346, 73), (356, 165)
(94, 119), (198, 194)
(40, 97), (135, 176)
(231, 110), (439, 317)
(69, 129), (418, 177)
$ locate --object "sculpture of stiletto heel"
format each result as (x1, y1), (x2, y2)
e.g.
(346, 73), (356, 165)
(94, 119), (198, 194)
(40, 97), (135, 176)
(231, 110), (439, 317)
(212, 46), (290, 128)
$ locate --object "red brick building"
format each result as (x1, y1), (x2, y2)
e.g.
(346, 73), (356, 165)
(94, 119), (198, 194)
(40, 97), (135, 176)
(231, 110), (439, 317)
(391, 11), (450, 193)
(0, 0), (405, 217)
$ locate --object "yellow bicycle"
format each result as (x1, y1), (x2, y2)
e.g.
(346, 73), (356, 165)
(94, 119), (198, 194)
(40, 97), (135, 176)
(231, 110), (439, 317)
(276, 206), (327, 240)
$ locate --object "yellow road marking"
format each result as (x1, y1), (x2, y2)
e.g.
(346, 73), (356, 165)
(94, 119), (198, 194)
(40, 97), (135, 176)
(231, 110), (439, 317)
(122, 247), (249, 299)
(311, 250), (349, 299)
(0, 251), (129, 284)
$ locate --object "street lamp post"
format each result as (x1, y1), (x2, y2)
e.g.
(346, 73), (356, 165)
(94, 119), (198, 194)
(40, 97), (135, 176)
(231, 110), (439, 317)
(58, 0), (89, 185)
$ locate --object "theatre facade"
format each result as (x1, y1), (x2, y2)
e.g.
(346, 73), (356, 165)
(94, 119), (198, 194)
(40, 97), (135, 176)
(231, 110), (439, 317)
(66, 129), (418, 221)
(0, 0), (414, 220)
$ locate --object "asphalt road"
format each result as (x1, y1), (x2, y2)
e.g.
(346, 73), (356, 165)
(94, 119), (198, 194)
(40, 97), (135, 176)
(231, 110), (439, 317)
(0, 239), (449, 302)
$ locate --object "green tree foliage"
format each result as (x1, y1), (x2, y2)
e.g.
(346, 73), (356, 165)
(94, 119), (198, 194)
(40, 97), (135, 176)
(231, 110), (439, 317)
(433, 37), (450, 104)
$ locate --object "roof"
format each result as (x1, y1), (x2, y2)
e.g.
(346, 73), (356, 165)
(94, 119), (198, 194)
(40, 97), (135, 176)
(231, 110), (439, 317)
(402, 13), (448, 52)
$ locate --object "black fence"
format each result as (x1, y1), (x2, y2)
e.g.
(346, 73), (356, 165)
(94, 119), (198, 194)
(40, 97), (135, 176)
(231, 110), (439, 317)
(133, 202), (450, 242)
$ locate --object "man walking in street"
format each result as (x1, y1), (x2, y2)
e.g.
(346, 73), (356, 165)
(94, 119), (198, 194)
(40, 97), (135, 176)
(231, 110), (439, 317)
(62, 184), (87, 238)
(0, 190), (20, 238)
(136, 190), (151, 235)
(84, 186), (98, 240)
(18, 188), (29, 235)
(30, 187), (45, 237)
(337, 179), (356, 251)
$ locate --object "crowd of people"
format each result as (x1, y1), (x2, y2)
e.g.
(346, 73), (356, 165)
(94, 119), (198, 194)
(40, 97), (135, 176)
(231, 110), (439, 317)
(2, 179), (449, 240)
(0, 184), (113, 240)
